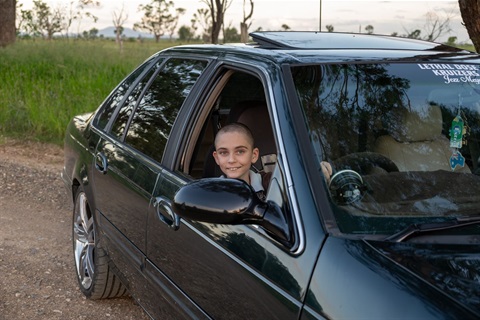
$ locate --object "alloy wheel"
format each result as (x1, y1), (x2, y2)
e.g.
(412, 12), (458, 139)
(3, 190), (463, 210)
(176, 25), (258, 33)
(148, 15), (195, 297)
(73, 192), (95, 290)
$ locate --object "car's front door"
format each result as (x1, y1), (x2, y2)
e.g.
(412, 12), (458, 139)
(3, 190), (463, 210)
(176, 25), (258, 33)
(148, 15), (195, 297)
(144, 67), (326, 319)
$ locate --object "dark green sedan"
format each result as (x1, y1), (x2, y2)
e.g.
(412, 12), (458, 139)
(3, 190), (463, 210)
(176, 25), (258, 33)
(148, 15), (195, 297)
(62, 31), (480, 319)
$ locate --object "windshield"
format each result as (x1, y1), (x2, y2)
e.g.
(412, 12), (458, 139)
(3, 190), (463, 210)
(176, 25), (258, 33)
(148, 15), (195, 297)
(292, 62), (480, 235)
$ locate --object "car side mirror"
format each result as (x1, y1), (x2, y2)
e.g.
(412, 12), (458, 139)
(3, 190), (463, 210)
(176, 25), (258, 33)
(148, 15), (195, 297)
(172, 178), (293, 247)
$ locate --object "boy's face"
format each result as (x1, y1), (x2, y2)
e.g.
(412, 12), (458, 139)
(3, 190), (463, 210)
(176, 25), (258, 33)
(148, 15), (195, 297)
(213, 131), (259, 183)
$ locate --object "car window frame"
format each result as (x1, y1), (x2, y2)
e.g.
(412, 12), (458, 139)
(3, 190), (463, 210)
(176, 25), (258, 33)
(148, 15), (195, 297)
(282, 62), (338, 236)
(90, 53), (213, 166)
(121, 56), (210, 163)
(163, 59), (306, 253)
(91, 53), (161, 133)
(109, 58), (166, 140)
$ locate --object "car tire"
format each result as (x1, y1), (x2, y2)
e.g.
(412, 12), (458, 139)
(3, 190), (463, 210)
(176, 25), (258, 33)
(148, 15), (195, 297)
(72, 187), (127, 299)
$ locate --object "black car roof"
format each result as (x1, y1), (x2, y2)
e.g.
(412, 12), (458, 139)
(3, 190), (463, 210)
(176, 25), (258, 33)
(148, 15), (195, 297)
(165, 31), (479, 64)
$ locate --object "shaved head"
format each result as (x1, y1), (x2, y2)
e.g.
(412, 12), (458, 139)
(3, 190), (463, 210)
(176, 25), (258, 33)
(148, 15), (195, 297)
(214, 122), (255, 149)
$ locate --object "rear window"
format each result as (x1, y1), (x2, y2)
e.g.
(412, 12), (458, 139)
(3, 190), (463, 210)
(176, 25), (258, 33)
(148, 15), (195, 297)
(94, 54), (158, 130)
(125, 58), (208, 162)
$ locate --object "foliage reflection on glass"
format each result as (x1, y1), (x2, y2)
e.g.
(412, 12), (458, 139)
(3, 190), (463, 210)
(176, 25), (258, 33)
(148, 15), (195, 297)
(126, 58), (208, 162)
(291, 63), (480, 234)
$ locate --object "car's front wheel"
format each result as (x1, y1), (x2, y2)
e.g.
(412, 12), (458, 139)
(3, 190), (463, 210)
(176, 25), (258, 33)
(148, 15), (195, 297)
(72, 188), (127, 299)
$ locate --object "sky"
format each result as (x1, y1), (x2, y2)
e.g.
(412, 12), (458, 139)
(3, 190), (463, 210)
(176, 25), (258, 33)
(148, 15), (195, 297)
(19, 0), (471, 43)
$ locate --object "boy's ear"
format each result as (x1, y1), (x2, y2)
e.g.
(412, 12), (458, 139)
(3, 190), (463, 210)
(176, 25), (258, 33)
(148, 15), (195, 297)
(252, 147), (259, 163)
(213, 151), (220, 165)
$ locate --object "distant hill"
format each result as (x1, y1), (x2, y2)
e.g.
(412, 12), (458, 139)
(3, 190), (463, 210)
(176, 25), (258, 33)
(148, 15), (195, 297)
(98, 26), (154, 39)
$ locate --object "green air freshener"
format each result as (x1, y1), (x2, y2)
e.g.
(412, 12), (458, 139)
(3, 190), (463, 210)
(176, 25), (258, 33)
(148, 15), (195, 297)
(449, 115), (464, 149)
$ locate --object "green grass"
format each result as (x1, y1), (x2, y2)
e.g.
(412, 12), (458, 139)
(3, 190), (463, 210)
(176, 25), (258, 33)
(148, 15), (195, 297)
(0, 39), (176, 145)
(459, 44), (477, 53)
(0, 38), (476, 145)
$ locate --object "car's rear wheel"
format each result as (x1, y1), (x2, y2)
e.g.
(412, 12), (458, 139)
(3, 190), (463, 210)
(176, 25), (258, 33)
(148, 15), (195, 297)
(72, 188), (127, 299)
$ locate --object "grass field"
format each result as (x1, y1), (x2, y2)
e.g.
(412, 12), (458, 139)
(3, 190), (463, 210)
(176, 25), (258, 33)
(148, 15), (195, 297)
(0, 38), (477, 145)
(0, 39), (176, 145)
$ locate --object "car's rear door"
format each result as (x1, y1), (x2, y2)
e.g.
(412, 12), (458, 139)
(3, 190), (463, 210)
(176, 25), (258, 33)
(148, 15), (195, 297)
(92, 56), (211, 303)
(91, 56), (165, 295)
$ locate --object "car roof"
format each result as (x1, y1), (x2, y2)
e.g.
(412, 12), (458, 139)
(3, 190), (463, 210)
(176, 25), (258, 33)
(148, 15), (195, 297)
(250, 31), (461, 51)
(164, 31), (480, 64)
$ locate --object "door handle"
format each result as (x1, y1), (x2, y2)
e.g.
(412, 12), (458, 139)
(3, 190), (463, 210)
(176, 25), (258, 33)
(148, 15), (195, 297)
(95, 152), (108, 174)
(154, 196), (180, 231)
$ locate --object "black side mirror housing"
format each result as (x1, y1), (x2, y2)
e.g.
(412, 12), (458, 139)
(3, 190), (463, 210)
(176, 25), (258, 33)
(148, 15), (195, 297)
(172, 178), (292, 247)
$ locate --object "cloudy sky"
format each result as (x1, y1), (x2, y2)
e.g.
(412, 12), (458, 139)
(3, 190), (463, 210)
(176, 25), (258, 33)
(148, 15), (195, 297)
(20, 0), (470, 43)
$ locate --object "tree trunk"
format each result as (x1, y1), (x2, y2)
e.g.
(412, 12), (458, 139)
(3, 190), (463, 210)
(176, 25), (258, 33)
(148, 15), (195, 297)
(211, 23), (219, 44)
(240, 0), (254, 43)
(0, 0), (16, 47)
(240, 22), (248, 43)
(458, 0), (480, 52)
(210, 0), (224, 44)
(211, 16), (223, 44)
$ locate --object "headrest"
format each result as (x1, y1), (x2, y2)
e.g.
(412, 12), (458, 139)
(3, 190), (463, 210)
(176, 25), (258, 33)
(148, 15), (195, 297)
(228, 100), (272, 149)
(228, 100), (276, 172)
(387, 105), (443, 142)
(228, 100), (268, 124)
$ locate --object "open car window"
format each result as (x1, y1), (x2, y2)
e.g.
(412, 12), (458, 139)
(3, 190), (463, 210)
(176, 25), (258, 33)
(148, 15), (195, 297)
(176, 69), (300, 246)
(184, 71), (276, 182)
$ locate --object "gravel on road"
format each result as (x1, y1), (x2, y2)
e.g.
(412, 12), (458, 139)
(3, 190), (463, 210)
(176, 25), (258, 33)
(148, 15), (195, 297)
(0, 139), (149, 320)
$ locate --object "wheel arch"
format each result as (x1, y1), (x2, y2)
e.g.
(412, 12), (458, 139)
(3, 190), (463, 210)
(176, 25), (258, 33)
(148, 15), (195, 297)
(71, 160), (95, 206)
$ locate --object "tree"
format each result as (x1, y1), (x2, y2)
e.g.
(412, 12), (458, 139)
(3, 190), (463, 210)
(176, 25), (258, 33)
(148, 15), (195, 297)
(365, 25), (374, 34)
(112, 4), (128, 49)
(64, 0), (99, 38)
(224, 25), (240, 42)
(192, 8), (211, 42)
(165, 7), (185, 40)
(16, 0), (98, 39)
(423, 10), (453, 41)
(33, 0), (63, 40)
(200, 0), (232, 44)
(135, 0), (184, 42)
(82, 28), (98, 40)
(18, 6), (39, 38)
(240, 0), (254, 43)
(325, 24), (334, 32)
(87, 27), (98, 39)
(281, 24), (290, 31)
(446, 36), (457, 46)
(178, 25), (194, 42)
(401, 9), (453, 42)
(0, 0), (16, 47)
(188, 18), (198, 40)
(458, 0), (480, 52)
(406, 29), (422, 39)
(64, 1), (78, 37)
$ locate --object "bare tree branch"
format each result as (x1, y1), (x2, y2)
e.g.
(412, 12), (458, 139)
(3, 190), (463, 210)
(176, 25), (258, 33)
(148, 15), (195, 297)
(112, 4), (128, 49)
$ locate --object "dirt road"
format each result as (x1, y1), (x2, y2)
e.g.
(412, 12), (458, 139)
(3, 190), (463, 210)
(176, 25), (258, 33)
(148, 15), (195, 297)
(0, 139), (149, 319)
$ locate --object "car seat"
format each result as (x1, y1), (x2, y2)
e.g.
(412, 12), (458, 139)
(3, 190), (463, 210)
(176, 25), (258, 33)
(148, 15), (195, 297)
(374, 104), (470, 172)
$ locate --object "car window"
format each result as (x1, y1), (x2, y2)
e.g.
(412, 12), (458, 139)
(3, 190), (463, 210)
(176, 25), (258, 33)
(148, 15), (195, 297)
(291, 63), (480, 235)
(177, 69), (299, 246)
(110, 59), (164, 139)
(94, 54), (158, 131)
(125, 58), (208, 162)
(183, 71), (274, 179)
